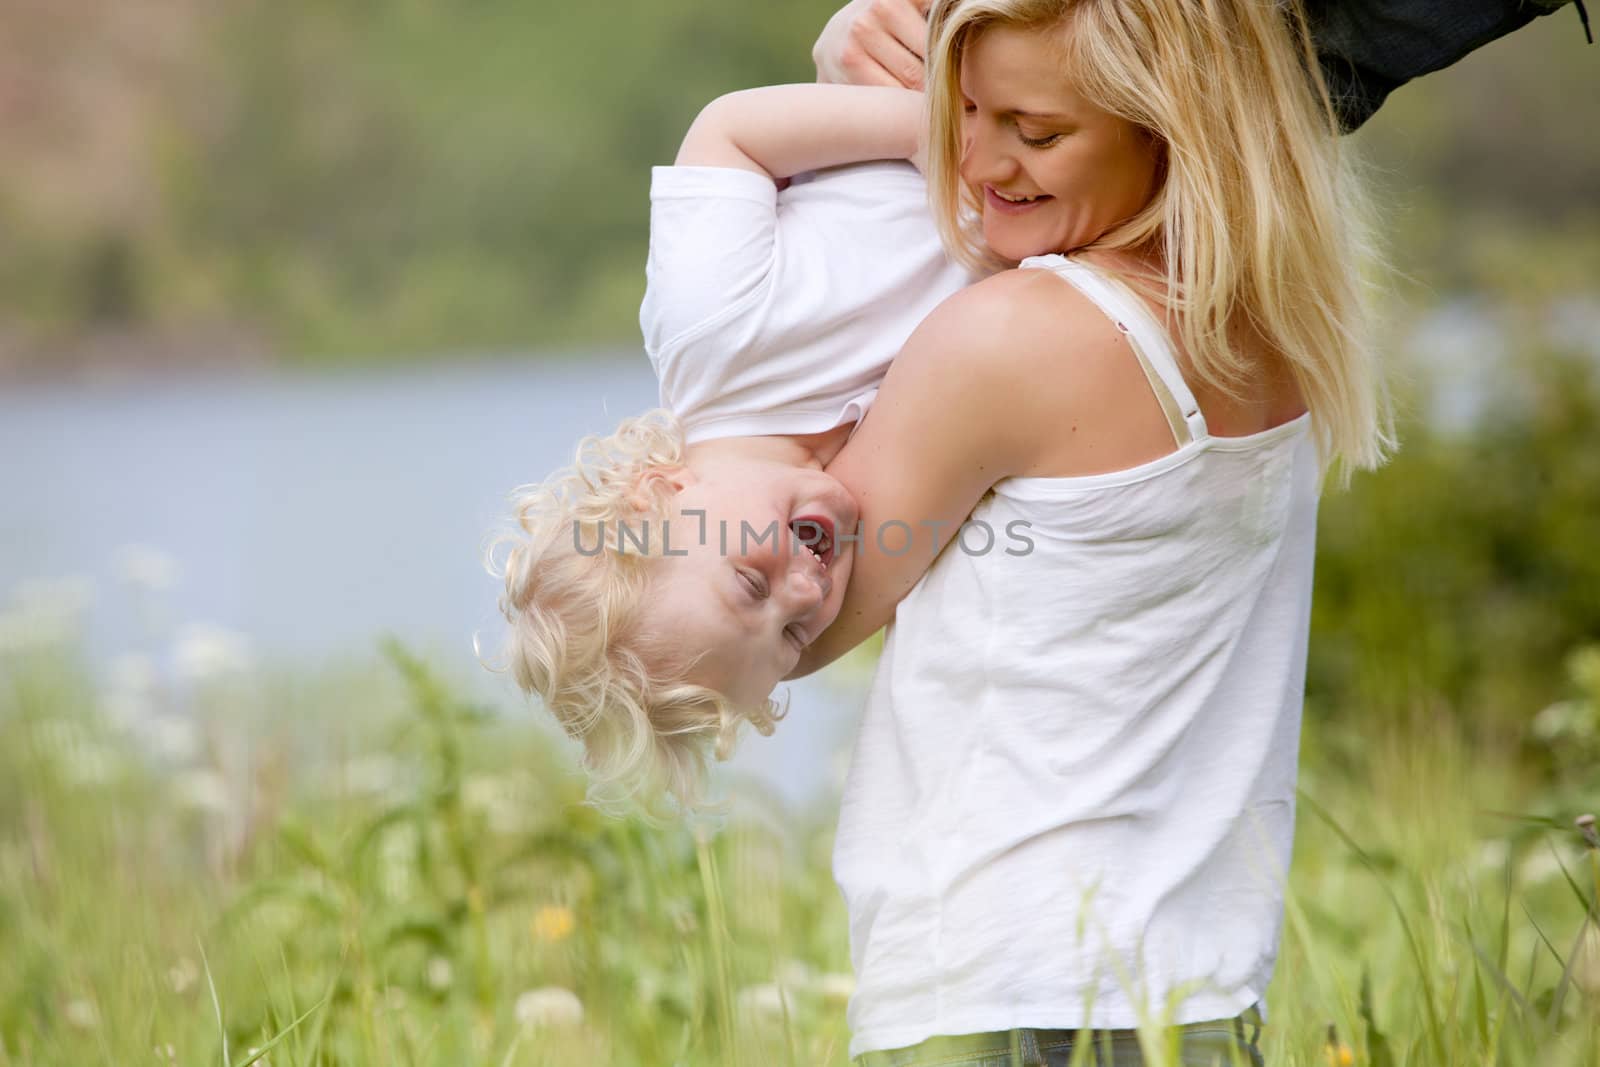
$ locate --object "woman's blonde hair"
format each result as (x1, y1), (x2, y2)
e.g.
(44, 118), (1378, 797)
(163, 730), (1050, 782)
(925, 0), (1393, 473)
(485, 409), (781, 812)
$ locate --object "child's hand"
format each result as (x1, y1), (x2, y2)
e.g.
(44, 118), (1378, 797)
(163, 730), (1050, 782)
(813, 0), (934, 91)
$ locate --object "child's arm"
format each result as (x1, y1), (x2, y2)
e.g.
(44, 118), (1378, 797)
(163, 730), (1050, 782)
(675, 83), (921, 179)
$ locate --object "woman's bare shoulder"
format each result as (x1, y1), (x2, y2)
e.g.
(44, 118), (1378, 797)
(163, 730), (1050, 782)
(902, 264), (1129, 386)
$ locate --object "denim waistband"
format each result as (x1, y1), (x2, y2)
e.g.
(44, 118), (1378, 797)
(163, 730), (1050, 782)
(856, 1003), (1265, 1067)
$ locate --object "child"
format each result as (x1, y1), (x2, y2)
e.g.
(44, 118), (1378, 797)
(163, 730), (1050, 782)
(492, 84), (971, 808)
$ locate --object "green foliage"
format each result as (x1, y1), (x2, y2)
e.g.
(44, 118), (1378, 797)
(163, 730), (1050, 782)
(1309, 346), (1600, 737)
(0, 640), (855, 1064)
(0, 0), (839, 363)
(3, 633), (1599, 1064)
(1, 0), (1595, 364)
(1530, 646), (1600, 811)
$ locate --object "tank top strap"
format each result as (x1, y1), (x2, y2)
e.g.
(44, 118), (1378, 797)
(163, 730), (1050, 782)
(1020, 254), (1210, 445)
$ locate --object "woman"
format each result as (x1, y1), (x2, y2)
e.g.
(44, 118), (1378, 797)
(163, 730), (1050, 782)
(784, 0), (1390, 1062)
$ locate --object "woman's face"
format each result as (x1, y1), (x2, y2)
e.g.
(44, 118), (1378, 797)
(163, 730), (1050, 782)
(636, 455), (858, 711)
(958, 23), (1161, 262)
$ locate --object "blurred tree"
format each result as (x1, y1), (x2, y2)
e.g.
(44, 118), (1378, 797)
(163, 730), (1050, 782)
(156, 0), (838, 359)
(1310, 345), (1600, 739)
(0, 0), (1592, 364)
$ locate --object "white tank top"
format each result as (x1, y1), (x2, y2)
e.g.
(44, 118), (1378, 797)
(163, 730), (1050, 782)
(833, 254), (1322, 1059)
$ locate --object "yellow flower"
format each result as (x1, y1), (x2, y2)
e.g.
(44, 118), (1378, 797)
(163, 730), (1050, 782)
(533, 905), (576, 944)
(1325, 1042), (1356, 1067)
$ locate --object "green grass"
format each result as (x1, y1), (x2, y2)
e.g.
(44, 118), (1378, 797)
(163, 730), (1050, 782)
(1, 639), (1596, 1066)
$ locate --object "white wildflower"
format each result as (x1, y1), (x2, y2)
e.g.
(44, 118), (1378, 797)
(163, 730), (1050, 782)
(64, 996), (99, 1030)
(461, 772), (529, 835)
(167, 958), (199, 995)
(172, 768), (233, 815)
(114, 545), (180, 593)
(104, 653), (159, 728)
(813, 972), (855, 1002)
(776, 958), (816, 991)
(735, 983), (793, 1021)
(1532, 699), (1591, 744)
(1517, 844), (1579, 887)
(1470, 839), (1510, 874)
(514, 987), (584, 1028)
(144, 714), (201, 764)
(172, 623), (253, 685)
(425, 956), (453, 993)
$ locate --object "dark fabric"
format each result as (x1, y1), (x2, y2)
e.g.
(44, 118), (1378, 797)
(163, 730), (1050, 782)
(1308, 0), (1584, 131)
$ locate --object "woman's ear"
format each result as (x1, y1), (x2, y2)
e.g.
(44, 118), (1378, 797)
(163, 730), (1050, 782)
(628, 465), (693, 512)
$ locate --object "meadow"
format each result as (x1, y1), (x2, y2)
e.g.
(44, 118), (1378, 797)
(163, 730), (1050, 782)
(2, 617), (1597, 1066)
(3, 3), (1598, 1064)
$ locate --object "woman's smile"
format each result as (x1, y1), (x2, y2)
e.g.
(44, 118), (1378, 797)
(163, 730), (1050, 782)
(959, 24), (1161, 261)
(984, 184), (1054, 215)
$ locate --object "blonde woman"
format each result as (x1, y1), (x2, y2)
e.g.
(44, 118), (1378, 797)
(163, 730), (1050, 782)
(776, 0), (1391, 1062)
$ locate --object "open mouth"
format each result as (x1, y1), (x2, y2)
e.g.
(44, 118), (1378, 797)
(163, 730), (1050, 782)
(985, 185), (1053, 213)
(790, 515), (835, 567)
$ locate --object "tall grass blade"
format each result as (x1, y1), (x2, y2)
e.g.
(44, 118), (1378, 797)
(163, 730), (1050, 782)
(695, 834), (737, 1067)
(232, 989), (331, 1067)
(1462, 934), (1534, 1018)
(1463, 912), (1491, 1045)
(1543, 917), (1594, 1030)
(1298, 790), (1445, 1062)
(198, 937), (229, 1067)
(1499, 843), (1514, 974)
(1548, 841), (1600, 922)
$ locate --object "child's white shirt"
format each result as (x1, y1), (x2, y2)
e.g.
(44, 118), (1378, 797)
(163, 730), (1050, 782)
(640, 162), (973, 444)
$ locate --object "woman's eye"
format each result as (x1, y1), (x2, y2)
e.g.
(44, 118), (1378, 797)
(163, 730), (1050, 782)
(1019, 131), (1064, 148)
(740, 570), (768, 599)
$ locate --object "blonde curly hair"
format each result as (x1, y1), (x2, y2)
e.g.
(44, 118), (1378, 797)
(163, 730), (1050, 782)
(486, 409), (783, 811)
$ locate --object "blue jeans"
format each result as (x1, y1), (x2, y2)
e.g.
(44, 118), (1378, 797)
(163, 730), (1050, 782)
(855, 1004), (1265, 1067)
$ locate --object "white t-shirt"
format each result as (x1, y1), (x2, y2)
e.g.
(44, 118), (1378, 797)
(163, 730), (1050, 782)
(639, 162), (972, 444)
(834, 254), (1321, 1057)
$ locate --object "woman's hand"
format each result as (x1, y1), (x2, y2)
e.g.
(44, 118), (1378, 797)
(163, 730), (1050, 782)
(813, 0), (934, 90)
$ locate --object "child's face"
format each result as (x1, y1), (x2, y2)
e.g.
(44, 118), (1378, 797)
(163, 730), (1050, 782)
(637, 455), (858, 710)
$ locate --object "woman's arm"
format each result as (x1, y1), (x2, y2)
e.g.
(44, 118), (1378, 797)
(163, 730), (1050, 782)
(786, 268), (1105, 678)
(675, 84), (921, 179)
